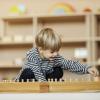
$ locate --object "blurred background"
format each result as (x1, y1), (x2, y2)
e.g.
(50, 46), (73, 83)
(0, 0), (100, 81)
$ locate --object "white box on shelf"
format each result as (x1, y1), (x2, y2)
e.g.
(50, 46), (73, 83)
(74, 48), (87, 59)
(1, 36), (12, 43)
(14, 58), (23, 66)
(24, 35), (34, 42)
(13, 35), (24, 42)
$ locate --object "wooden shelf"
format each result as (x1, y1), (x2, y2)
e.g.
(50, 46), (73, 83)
(2, 15), (33, 22)
(0, 41), (33, 46)
(0, 13), (98, 80)
(0, 61), (22, 68)
(94, 37), (100, 41)
(62, 37), (89, 43)
(38, 12), (90, 20)
(0, 65), (21, 69)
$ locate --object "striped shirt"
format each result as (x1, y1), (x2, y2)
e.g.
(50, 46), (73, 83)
(15, 48), (91, 81)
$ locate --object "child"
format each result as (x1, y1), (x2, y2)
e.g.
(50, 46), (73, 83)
(15, 28), (99, 82)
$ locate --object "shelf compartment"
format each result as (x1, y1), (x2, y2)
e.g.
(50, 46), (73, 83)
(3, 16), (34, 36)
(92, 14), (100, 37)
(0, 64), (21, 69)
(0, 46), (31, 63)
(37, 15), (89, 39)
(3, 15), (33, 22)
(0, 41), (33, 46)
(92, 41), (100, 64)
(60, 42), (88, 63)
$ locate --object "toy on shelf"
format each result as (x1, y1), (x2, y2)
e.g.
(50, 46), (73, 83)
(9, 3), (27, 16)
(14, 58), (23, 66)
(9, 5), (19, 15)
(18, 3), (27, 14)
(24, 35), (34, 43)
(48, 3), (76, 15)
(13, 35), (24, 43)
(74, 48), (87, 63)
(83, 7), (92, 12)
(1, 36), (12, 43)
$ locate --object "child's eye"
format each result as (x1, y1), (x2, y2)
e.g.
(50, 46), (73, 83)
(51, 51), (54, 53)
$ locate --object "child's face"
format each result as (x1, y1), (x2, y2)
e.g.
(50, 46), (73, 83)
(40, 49), (58, 60)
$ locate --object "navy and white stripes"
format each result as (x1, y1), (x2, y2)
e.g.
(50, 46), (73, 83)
(15, 48), (91, 81)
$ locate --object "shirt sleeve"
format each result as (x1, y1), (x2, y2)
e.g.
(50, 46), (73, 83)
(15, 51), (47, 82)
(54, 55), (91, 74)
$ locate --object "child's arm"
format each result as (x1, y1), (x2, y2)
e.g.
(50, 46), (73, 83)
(55, 55), (99, 76)
(54, 55), (91, 74)
(16, 51), (47, 82)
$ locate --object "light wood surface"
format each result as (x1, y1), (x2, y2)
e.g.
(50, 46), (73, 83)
(49, 81), (100, 92)
(0, 81), (49, 93)
(0, 78), (99, 93)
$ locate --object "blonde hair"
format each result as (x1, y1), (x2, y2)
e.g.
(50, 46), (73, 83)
(35, 28), (61, 52)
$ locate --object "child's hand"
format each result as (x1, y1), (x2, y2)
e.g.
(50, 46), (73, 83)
(88, 67), (99, 76)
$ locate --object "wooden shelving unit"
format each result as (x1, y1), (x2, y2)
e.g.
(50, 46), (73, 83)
(91, 13), (100, 72)
(0, 16), (34, 80)
(0, 13), (100, 80)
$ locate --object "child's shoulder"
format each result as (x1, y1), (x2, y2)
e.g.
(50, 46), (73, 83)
(27, 47), (37, 53)
(26, 47), (39, 57)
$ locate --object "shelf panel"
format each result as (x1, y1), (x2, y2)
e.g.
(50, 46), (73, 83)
(94, 37), (100, 41)
(37, 15), (89, 39)
(0, 65), (21, 69)
(0, 61), (22, 68)
(38, 13), (90, 21)
(0, 41), (33, 46)
(2, 15), (33, 22)
(62, 37), (89, 43)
